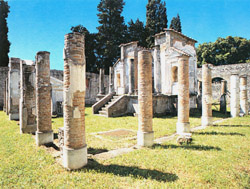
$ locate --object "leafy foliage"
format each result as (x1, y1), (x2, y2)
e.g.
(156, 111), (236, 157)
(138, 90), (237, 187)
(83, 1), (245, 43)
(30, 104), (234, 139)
(71, 25), (98, 73)
(0, 0), (10, 67)
(96, 0), (127, 73)
(146, 0), (168, 48)
(197, 36), (250, 67)
(127, 19), (147, 47)
(169, 13), (182, 33)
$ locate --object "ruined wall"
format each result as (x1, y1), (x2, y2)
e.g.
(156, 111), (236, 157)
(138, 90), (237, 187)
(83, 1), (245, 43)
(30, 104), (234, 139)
(0, 67), (9, 109)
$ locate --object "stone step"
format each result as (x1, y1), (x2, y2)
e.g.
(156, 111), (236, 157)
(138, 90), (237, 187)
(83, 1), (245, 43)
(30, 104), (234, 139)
(99, 110), (107, 116)
(113, 96), (120, 99)
(101, 107), (107, 111)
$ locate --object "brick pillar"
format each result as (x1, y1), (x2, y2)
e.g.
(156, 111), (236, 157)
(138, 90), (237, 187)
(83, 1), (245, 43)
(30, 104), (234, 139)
(128, 59), (134, 95)
(202, 64), (213, 126)
(99, 68), (105, 95)
(109, 67), (114, 93)
(137, 50), (154, 147)
(220, 80), (227, 113)
(63, 32), (87, 170)
(20, 61), (36, 134)
(35, 51), (53, 146)
(240, 76), (248, 115)
(230, 74), (240, 117)
(8, 58), (21, 120)
(176, 55), (190, 134)
(154, 45), (161, 94)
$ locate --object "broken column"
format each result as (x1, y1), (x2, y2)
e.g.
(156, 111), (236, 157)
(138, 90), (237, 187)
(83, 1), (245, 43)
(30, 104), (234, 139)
(128, 59), (134, 95)
(230, 74), (240, 117)
(240, 76), (248, 115)
(137, 50), (154, 147)
(98, 68), (105, 95)
(176, 55), (191, 134)
(8, 58), (21, 120)
(109, 67), (114, 93)
(220, 80), (227, 113)
(63, 32), (87, 170)
(154, 45), (161, 94)
(35, 51), (53, 146)
(202, 64), (213, 127)
(20, 61), (36, 134)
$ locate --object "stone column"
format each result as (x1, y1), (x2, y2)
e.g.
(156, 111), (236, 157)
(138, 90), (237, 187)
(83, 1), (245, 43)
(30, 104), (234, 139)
(20, 61), (36, 134)
(3, 80), (6, 112)
(220, 80), (227, 113)
(128, 59), (134, 95)
(240, 76), (248, 115)
(137, 50), (154, 147)
(35, 51), (53, 146)
(176, 55), (190, 134)
(154, 45), (161, 94)
(109, 67), (114, 93)
(197, 80), (202, 110)
(8, 58), (21, 120)
(230, 74), (240, 117)
(6, 78), (9, 115)
(202, 64), (213, 126)
(99, 68), (105, 95)
(63, 32), (87, 170)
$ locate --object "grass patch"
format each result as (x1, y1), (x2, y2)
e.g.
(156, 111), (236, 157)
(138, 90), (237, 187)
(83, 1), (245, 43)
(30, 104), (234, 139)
(0, 109), (249, 188)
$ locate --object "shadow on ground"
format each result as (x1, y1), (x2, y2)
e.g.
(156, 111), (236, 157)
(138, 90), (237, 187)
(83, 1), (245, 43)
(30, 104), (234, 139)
(83, 159), (178, 182)
(88, 147), (108, 155)
(193, 131), (245, 136)
(153, 144), (222, 151)
(213, 124), (250, 127)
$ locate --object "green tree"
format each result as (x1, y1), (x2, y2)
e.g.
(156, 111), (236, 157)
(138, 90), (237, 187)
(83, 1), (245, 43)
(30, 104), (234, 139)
(71, 25), (98, 73)
(0, 0), (10, 67)
(127, 19), (147, 47)
(96, 0), (127, 73)
(146, 0), (168, 48)
(197, 36), (250, 67)
(170, 13), (182, 33)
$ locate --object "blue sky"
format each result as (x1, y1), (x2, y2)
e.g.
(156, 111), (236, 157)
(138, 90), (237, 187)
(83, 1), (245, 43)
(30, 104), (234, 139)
(7, 0), (250, 70)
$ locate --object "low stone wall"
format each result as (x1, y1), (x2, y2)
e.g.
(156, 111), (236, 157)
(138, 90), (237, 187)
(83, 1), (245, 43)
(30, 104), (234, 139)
(0, 67), (9, 109)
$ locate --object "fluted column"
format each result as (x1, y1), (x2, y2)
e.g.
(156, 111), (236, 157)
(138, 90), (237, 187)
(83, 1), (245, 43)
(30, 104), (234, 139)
(35, 51), (53, 146)
(63, 32), (87, 170)
(137, 50), (154, 147)
(220, 80), (227, 113)
(109, 67), (114, 93)
(128, 59), (134, 95)
(202, 64), (213, 126)
(154, 45), (161, 94)
(240, 76), (248, 115)
(176, 55), (190, 134)
(99, 68), (105, 95)
(230, 74), (240, 117)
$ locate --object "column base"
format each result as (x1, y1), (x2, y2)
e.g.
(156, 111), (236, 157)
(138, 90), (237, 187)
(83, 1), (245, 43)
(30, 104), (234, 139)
(176, 122), (190, 135)
(20, 124), (37, 134)
(36, 131), (54, 146)
(202, 116), (213, 126)
(137, 131), (154, 147)
(63, 145), (88, 170)
(9, 113), (19, 120)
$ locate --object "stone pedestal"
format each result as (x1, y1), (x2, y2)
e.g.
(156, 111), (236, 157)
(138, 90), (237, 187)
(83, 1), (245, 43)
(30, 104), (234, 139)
(240, 76), (248, 115)
(176, 55), (190, 134)
(137, 50), (154, 147)
(202, 64), (213, 126)
(20, 61), (36, 134)
(63, 32), (87, 170)
(230, 74), (240, 117)
(35, 51), (53, 145)
(8, 58), (21, 120)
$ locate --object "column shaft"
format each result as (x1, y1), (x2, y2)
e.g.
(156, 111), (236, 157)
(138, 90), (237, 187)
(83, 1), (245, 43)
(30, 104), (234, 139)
(230, 74), (240, 117)
(109, 67), (114, 93)
(202, 64), (213, 126)
(137, 50), (154, 147)
(99, 68), (105, 95)
(220, 80), (227, 113)
(154, 46), (161, 93)
(240, 76), (248, 115)
(128, 59), (134, 95)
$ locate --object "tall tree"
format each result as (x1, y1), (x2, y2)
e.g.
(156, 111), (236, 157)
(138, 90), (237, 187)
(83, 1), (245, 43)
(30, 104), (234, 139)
(197, 36), (250, 67)
(146, 0), (168, 48)
(71, 25), (98, 73)
(0, 0), (10, 67)
(127, 19), (147, 47)
(170, 13), (182, 33)
(96, 0), (127, 73)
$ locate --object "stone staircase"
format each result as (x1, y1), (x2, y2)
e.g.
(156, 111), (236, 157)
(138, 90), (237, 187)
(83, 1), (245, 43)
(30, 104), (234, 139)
(98, 95), (120, 116)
